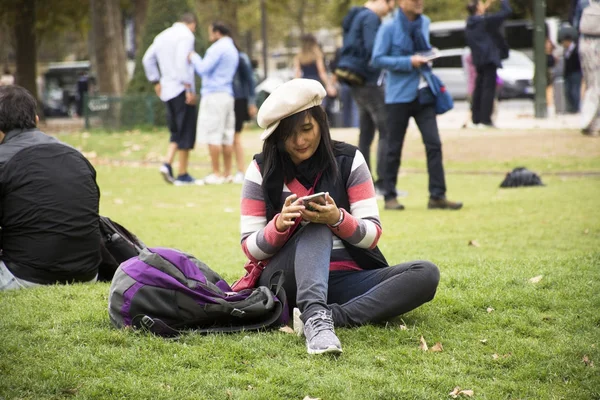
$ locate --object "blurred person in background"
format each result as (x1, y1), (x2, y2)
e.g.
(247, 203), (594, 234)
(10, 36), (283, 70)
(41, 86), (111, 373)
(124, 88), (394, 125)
(573, 0), (600, 136)
(232, 50), (258, 184)
(336, 0), (395, 195)
(560, 30), (582, 114)
(465, 0), (512, 128)
(142, 12), (200, 185)
(372, 0), (463, 211)
(293, 34), (337, 98)
(190, 22), (239, 183)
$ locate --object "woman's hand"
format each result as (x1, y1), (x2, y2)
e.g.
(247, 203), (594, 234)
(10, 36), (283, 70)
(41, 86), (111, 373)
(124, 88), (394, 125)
(275, 194), (304, 232)
(300, 192), (340, 225)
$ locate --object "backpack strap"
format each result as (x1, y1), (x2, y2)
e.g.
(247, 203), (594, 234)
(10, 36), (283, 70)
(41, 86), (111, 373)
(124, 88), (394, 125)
(135, 271), (288, 337)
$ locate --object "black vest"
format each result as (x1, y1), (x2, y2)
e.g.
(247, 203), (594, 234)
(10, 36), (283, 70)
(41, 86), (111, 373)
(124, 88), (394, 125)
(255, 141), (388, 270)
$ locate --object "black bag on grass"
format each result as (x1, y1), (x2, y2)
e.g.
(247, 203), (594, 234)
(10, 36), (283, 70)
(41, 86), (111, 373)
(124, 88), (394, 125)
(500, 167), (545, 188)
(98, 216), (145, 281)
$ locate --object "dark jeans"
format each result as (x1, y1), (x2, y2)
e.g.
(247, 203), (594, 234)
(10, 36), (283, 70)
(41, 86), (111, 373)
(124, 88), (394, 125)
(257, 224), (440, 326)
(565, 72), (582, 113)
(165, 91), (197, 150)
(350, 84), (388, 188)
(383, 101), (447, 201)
(472, 64), (497, 125)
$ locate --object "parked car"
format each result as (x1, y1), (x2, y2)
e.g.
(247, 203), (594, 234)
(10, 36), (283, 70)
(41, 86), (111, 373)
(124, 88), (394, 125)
(431, 48), (534, 100)
(429, 18), (561, 54)
(41, 61), (90, 117)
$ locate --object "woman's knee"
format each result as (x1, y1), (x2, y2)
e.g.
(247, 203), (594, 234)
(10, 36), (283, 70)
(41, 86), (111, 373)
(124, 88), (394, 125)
(419, 260), (440, 299)
(297, 223), (333, 244)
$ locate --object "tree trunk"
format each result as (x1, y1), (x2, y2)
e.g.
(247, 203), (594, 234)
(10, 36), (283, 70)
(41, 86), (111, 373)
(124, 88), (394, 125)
(90, 0), (127, 95)
(133, 0), (149, 56)
(13, 0), (37, 99)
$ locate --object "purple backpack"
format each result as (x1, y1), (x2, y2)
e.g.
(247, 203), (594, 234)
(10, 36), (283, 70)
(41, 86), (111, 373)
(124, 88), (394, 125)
(108, 247), (288, 336)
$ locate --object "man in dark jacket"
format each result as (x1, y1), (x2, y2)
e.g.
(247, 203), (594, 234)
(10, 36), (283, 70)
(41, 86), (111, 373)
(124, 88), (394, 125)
(0, 85), (101, 290)
(561, 30), (582, 113)
(465, 0), (512, 127)
(336, 0), (394, 193)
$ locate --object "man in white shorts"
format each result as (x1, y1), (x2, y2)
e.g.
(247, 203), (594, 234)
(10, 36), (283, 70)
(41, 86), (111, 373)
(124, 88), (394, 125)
(190, 22), (239, 184)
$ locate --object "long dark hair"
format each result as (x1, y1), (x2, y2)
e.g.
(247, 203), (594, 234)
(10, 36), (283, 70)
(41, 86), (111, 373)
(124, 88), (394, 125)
(262, 105), (337, 185)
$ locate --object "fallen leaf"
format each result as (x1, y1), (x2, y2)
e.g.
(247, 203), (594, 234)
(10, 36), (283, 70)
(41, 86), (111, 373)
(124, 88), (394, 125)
(480, 339), (488, 344)
(486, 307), (494, 313)
(375, 356), (387, 362)
(431, 342), (444, 352)
(419, 336), (428, 351)
(468, 240), (480, 247)
(449, 387), (474, 398)
(584, 229), (589, 234)
(303, 397), (320, 400)
(449, 387), (461, 398)
(279, 326), (294, 334)
(528, 275), (543, 284)
(113, 198), (124, 205)
(492, 354), (499, 360)
(226, 389), (232, 398)
(583, 355), (594, 367)
(247, 385), (254, 390)
(399, 324), (408, 330)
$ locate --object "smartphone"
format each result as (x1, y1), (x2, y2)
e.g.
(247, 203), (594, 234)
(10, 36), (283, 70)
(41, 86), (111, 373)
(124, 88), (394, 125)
(302, 192), (326, 211)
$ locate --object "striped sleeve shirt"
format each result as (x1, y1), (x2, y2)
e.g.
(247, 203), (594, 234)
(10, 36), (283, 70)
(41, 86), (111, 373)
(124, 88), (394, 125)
(240, 149), (382, 271)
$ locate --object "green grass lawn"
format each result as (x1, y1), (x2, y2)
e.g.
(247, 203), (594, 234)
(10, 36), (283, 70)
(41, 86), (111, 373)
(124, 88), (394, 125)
(1, 128), (599, 399)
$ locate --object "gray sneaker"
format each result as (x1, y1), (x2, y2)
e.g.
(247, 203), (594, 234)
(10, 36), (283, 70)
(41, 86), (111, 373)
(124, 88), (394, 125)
(303, 309), (343, 355)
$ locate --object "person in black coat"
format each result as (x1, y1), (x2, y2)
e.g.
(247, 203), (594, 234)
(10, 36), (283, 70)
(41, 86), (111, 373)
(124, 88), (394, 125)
(465, 0), (512, 128)
(561, 31), (582, 113)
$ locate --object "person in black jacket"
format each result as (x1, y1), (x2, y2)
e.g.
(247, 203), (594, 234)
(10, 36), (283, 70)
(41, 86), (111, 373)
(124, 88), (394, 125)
(0, 85), (102, 291)
(465, 0), (512, 128)
(561, 31), (582, 113)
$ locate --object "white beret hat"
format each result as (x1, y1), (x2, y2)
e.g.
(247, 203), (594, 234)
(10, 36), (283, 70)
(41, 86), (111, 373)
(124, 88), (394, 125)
(257, 78), (326, 141)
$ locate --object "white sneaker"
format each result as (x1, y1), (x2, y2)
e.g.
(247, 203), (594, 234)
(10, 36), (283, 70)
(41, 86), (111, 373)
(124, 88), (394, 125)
(203, 174), (225, 185)
(224, 175), (234, 183)
(233, 171), (245, 184)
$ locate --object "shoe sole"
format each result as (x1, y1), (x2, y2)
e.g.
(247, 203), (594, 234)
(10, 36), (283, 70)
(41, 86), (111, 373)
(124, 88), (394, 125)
(307, 344), (343, 355)
(174, 180), (204, 186)
(428, 205), (463, 210)
(160, 170), (174, 185)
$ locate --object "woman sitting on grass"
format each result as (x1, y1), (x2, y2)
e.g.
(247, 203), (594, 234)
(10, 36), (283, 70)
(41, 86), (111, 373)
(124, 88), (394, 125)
(238, 79), (439, 355)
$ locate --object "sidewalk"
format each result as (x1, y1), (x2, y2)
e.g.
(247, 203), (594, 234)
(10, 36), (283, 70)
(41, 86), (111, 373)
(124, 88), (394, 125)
(435, 100), (581, 131)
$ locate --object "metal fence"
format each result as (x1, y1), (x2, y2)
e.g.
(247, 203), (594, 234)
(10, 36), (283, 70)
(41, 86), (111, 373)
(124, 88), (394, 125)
(84, 94), (166, 130)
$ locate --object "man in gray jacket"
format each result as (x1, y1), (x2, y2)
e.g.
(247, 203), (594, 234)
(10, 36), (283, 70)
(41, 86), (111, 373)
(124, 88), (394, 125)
(336, 0), (395, 193)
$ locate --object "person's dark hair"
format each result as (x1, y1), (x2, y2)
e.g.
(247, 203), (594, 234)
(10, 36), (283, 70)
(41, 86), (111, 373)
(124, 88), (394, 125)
(0, 85), (37, 133)
(262, 106), (338, 187)
(179, 12), (198, 25)
(466, 0), (479, 16)
(211, 21), (231, 37)
(3, 67), (10, 75)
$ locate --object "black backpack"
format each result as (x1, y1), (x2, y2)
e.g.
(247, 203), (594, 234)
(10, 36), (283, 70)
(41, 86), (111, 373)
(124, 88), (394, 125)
(97, 216), (145, 281)
(500, 167), (545, 188)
